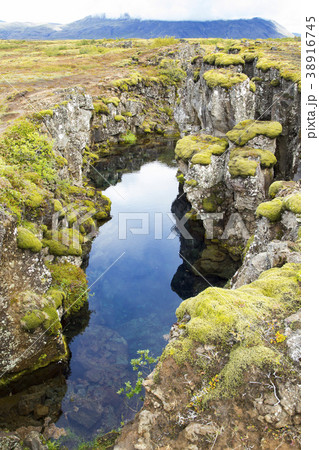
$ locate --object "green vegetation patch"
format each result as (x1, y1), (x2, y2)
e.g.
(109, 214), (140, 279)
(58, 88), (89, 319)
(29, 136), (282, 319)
(283, 193), (301, 215)
(256, 198), (284, 222)
(203, 69), (247, 90)
(47, 262), (88, 317)
(226, 119), (282, 146)
(228, 146), (277, 178)
(17, 227), (42, 252)
(175, 135), (229, 165)
(215, 54), (245, 66)
(166, 263), (300, 398)
(268, 180), (298, 198)
(120, 131), (137, 144)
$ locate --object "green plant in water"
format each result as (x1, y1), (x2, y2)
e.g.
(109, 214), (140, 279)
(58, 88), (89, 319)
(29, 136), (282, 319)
(117, 350), (158, 400)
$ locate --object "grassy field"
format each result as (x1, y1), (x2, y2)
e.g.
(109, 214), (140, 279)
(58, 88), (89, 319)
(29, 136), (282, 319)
(0, 37), (300, 132)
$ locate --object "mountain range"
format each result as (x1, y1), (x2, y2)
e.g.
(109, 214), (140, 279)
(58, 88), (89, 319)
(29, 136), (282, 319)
(0, 15), (294, 40)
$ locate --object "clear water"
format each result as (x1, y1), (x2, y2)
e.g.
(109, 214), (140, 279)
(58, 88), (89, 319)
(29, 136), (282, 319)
(56, 157), (184, 441)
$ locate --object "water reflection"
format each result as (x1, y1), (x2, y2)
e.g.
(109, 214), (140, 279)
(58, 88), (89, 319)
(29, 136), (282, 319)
(56, 144), (183, 442)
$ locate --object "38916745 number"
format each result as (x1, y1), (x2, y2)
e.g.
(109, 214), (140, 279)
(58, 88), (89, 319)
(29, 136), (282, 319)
(306, 17), (316, 78)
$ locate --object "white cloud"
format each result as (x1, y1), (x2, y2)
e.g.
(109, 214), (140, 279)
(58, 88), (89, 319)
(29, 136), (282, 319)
(1, 0), (301, 32)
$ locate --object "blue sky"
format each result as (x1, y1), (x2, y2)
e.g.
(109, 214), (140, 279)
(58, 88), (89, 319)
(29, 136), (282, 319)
(1, 0), (301, 32)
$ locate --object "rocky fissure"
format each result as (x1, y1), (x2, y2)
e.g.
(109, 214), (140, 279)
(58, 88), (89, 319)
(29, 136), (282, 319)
(0, 40), (301, 449)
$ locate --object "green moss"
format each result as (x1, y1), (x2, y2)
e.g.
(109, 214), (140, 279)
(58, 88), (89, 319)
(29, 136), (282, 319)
(226, 120), (282, 146)
(249, 81), (256, 93)
(243, 53), (259, 63)
(228, 147), (277, 178)
(283, 193), (301, 215)
(42, 235), (82, 257)
(32, 109), (53, 120)
(270, 79), (280, 87)
(176, 173), (185, 184)
(158, 59), (187, 85)
(211, 345), (278, 399)
(53, 199), (63, 212)
(228, 157), (258, 178)
(202, 193), (223, 212)
(193, 69), (200, 82)
(120, 131), (137, 144)
(175, 135), (229, 165)
(215, 54), (245, 66)
(203, 69), (247, 90)
(47, 262), (88, 317)
(251, 77), (262, 82)
(256, 198), (284, 222)
(103, 97), (121, 107)
(203, 54), (216, 65)
(268, 181), (286, 198)
(21, 310), (45, 332)
(45, 289), (65, 308)
(42, 305), (61, 335)
(114, 115), (126, 122)
(17, 227), (42, 252)
(172, 263), (300, 397)
(185, 179), (198, 187)
(93, 102), (110, 115)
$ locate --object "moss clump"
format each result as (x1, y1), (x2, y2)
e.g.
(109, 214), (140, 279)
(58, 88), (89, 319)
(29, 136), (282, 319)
(53, 199), (63, 212)
(268, 180), (298, 198)
(256, 198), (284, 222)
(17, 227), (42, 252)
(42, 228), (84, 256)
(185, 179), (198, 187)
(215, 54), (245, 66)
(193, 69), (200, 82)
(202, 193), (223, 212)
(176, 173), (185, 184)
(21, 310), (45, 332)
(173, 263), (300, 398)
(203, 54), (216, 65)
(283, 193), (301, 215)
(120, 131), (137, 144)
(249, 81), (256, 93)
(114, 115), (126, 122)
(203, 69), (247, 90)
(42, 305), (61, 335)
(228, 147), (277, 178)
(226, 120), (282, 146)
(45, 289), (65, 308)
(175, 135), (229, 165)
(112, 72), (144, 90)
(103, 97), (121, 107)
(228, 157), (258, 178)
(93, 102), (110, 115)
(47, 262), (88, 317)
(270, 79), (280, 87)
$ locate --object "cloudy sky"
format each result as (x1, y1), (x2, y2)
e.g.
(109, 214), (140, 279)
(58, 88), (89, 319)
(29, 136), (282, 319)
(1, 0), (301, 33)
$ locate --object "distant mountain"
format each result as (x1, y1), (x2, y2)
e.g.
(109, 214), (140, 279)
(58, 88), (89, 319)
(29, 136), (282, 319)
(0, 16), (294, 40)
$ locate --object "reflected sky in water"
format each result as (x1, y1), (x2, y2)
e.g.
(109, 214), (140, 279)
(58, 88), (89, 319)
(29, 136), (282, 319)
(56, 159), (183, 442)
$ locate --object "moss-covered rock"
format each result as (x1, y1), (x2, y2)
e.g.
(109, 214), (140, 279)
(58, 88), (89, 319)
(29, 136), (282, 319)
(283, 193), (301, 215)
(228, 147), (277, 178)
(226, 120), (282, 146)
(165, 263), (300, 398)
(228, 157), (258, 178)
(21, 310), (45, 332)
(203, 69), (248, 90)
(175, 135), (229, 165)
(47, 262), (88, 317)
(17, 227), (42, 252)
(215, 54), (245, 66)
(256, 198), (284, 222)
